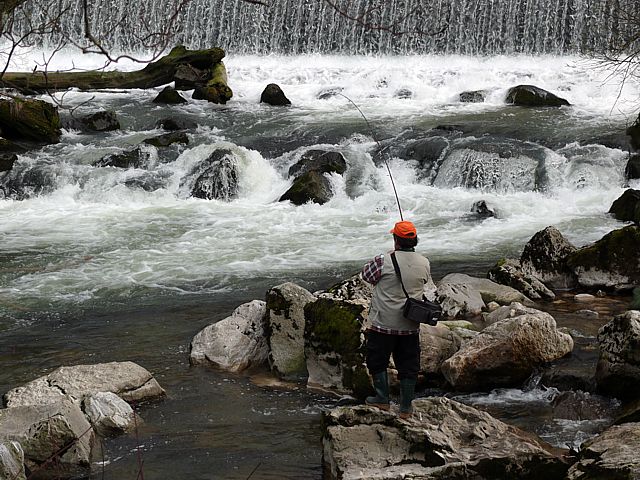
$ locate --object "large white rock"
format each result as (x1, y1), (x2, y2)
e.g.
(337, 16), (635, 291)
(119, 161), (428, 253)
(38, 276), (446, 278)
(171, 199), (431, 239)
(83, 392), (136, 437)
(436, 280), (486, 318)
(0, 398), (94, 479)
(483, 301), (542, 325)
(442, 309), (574, 391)
(322, 397), (570, 480)
(0, 441), (25, 480)
(595, 310), (640, 399)
(419, 323), (463, 375)
(266, 283), (315, 379)
(3, 362), (165, 408)
(190, 300), (268, 372)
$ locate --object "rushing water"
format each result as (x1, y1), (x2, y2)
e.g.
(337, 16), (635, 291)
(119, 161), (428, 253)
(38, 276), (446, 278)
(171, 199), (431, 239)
(0, 52), (639, 478)
(13, 0), (640, 55)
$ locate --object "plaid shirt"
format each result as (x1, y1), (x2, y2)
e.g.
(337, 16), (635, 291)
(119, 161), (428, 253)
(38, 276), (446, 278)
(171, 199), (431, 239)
(361, 254), (384, 285)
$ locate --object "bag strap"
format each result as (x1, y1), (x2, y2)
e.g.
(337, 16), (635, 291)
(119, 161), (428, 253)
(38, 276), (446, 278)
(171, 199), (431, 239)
(390, 252), (410, 299)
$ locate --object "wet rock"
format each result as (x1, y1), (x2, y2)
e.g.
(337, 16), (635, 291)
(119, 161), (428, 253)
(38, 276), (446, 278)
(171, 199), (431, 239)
(143, 131), (189, 147)
(576, 309), (599, 319)
(442, 308), (574, 391)
(488, 258), (555, 300)
(521, 226), (578, 289)
(94, 146), (154, 169)
(596, 310), (640, 400)
(401, 136), (450, 171)
(304, 294), (369, 398)
(567, 225), (640, 291)
(616, 398), (640, 424)
(266, 283), (315, 380)
(394, 88), (412, 99)
(183, 148), (239, 201)
(190, 300), (268, 372)
(288, 150), (347, 178)
(322, 398), (571, 480)
(506, 85), (570, 107)
(123, 171), (171, 191)
(0, 153), (17, 173)
(0, 398), (94, 479)
(551, 391), (617, 421)
(567, 422), (640, 479)
(155, 117), (198, 131)
(626, 154), (640, 180)
(174, 64), (208, 90)
(3, 361), (165, 407)
(470, 199), (495, 218)
(459, 90), (486, 103)
(317, 87), (343, 100)
(279, 170), (332, 205)
(260, 83), (291, 106)
(152, 86), (187, 104)
(82, 392), (136, 436)
(608, 188), (640, 225)
(627, 114), (640, 151)
(0, 98), (61, 143)
(79, 110), (120, 132)
(0, 441), (25, 480)
(541, 361), (596, 393)
(574, 294), (595, 303)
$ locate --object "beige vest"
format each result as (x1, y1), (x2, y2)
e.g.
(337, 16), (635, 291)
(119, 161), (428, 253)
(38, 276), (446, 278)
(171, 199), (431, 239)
(368, 250), (432, 332)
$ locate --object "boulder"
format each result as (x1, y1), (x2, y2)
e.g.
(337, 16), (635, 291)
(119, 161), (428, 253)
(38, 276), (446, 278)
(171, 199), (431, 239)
(260, 83), (291, 106)
(550, 391), (618, 421)
(419, 323), (463, 376)
(441, 309), (573, 391)
(317, 87), (343, 100)
(265, 283), (315, 379)
(288, 150), (347, 178)
(183, 148), (239, 200)
(470, 199), (495, 218)
(506, 85), (570, 107)
(189, 300), (268, 372)
(566, 423), (640, 479)
(541, 360), (596, 393)
(3, 361), (165, 407)
(0, 98), (61, 143)
(627, 154), (640, 180)
(627, 114), (640, 151)
(595, 310), (640, 399)
(520, 226), (578, 289)
(0, 441), (25, 480)
(0, 153), (17, 173)
(567, 226), (640, 290)
(79, 110), (120, 132)
(173, 64), (208, 90)
(325, 274), (373, 303)
(401, 136), (450, 171)
(322, 398), (571, 480)
(459, 90), (486, 103)
(143, 131), (189, 147)
(608, 188), (640, 225)
(616, 398), (640, 424)
(152, 86), (187, 104)
(279, 170), (332, 205)
(304, 295), (370, 398)
(483, 301), (543, 325)
(82, 392), (136, 437)
(0, 398), (94, 479)
(437, 273), (530, 318)
(488, 258), (555, 300)
(155, 117), (198, 131)
(94, 146), (154, 169)
(394, 88), (412, 99)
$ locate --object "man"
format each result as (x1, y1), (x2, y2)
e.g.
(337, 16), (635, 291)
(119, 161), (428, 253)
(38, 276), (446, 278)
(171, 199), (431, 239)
(361, 220), (435, 419)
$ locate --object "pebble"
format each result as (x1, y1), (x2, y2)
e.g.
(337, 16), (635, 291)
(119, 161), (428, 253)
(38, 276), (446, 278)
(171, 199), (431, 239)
(574, 294), (596, 303)
(576, 309), (599, 319)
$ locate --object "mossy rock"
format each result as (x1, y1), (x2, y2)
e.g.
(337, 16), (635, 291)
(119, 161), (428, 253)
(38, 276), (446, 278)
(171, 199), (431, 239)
(191, 62), (233, 104)
(0, 98), (61, 143)
(304, 297), (370, 399)
(609, 189), (640, 225)
(279, 170), (332, 205)
(626, 155), (640, 180)
(260, 83), (291, 106)
(288, 150), (347, 178)
(506, 85), (570, 107)
(567, 226), (640, 289)
(143, 131), (189, 147)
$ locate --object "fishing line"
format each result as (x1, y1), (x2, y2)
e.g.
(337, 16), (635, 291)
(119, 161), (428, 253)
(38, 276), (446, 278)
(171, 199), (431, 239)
(337, 93), (404, 221)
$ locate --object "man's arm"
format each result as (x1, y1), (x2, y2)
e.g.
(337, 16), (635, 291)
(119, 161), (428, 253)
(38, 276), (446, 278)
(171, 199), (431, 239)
(361, 254), (384, 285)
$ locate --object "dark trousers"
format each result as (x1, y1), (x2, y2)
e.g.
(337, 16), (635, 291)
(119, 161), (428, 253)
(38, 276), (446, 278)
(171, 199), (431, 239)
(366, 330), (420, 381)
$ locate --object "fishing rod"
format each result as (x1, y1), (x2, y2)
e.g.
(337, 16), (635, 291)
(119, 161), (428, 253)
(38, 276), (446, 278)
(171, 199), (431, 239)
(337, 93), (404, 221)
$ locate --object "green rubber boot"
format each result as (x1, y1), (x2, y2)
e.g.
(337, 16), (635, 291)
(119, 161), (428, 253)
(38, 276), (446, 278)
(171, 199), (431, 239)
(399, 378), (416, 419)
(365, 371), (390, 411)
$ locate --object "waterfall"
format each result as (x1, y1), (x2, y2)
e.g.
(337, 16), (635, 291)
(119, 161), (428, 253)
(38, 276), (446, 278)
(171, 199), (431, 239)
(10, 0), (638, 55)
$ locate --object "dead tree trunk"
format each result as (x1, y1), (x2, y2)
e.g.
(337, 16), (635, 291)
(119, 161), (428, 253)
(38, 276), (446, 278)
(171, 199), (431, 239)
(0, 45), (227, 94)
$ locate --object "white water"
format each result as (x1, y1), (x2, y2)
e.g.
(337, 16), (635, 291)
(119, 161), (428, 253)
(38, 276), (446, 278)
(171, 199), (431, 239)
(1, 52), (639, 306)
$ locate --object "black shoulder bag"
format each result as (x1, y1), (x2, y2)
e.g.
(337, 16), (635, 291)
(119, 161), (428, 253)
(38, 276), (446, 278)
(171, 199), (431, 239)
(390, 252), (442, 326)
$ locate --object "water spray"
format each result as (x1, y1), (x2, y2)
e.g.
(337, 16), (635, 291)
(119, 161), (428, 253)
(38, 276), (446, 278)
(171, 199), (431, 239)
(337, 93), (404, 221)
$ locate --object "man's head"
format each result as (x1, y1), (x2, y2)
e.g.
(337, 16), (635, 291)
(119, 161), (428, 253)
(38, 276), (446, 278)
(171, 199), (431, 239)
(390, 221), (418, 249)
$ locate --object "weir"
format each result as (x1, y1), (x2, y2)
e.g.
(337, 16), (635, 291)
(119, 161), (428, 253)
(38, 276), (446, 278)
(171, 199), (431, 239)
(13, 0), (638, 55)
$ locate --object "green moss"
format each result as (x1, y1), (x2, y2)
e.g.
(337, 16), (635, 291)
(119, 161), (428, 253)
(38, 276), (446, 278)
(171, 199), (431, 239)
(567, 226), (640, 273)
(304, 298), (364, 354)
(496, 258), (507, 267)
(342, 364), (373, 400)
(0, 98), (60, 143)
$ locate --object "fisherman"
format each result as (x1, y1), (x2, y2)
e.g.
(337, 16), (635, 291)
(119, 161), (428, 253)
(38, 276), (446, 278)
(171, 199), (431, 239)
(361, 220), (435, 419)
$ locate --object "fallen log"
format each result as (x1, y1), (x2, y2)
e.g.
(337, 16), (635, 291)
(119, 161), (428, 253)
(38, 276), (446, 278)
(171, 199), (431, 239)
(0, 45), (231, 103)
